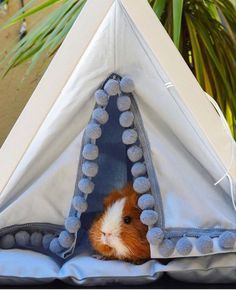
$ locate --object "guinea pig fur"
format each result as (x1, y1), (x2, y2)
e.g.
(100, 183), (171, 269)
(89, 183), (150, 263)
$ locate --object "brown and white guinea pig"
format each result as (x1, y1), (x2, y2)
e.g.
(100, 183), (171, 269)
(89, 183), (150, 263)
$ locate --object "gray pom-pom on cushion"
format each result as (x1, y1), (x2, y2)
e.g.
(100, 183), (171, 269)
(78, 178), (95, 194)
(176, 237), (192, 255)
(0, 234), (15, 249)
(146, 227), (164, 245)
(138, 193), (155, 210)
(94, 89), (109, 106)
(58, 231), (74, 248)
(42, 234), (54, 250)
(15, 231), (30, 247)
(119, 111), (134, 128)
(159, 239), (175, 257)
(117, 96), (131, 112)
(196, 235), (213, 254)
(30, 232), (43, 247)
(122, 129), (138, 145)
(131, 162), (147, 177)
(92, 108), (109, 125)
(82, 144), (99, 160)
(85, 123), (102, 139)
(104, 79), (120, 96)
(127, 145), (143, 162)
(73, 195), (88, 213)
(140, 209), (158, 226)
(120, 76), (135, 93)
(49, 237), (64, 253)
(133, 176), (151, 193)
(219, 231), (235, 249)
(65, 217), (81, 234)
(82, 161), (99, 177)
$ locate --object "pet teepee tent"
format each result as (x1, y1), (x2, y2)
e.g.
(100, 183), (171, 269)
(0, 0), (235, 285)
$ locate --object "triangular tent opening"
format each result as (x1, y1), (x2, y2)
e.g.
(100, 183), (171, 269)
(0, 0), (235, 285)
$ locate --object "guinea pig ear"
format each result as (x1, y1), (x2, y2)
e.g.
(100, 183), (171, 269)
(103, 190), (124, 209)
(121, 182), (136, 196)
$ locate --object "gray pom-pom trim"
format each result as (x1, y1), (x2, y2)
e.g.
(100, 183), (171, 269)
(15, 231), (30, 247)
(127, 145), (143, 162)
(94, 89), (109, 106)
(146, 227), (164, 245)
(49, 237), (64, 253)
(122, 129), (138, 145)
(85, 123), (102, 140)
(176, 237), (192, 255)
(58, 231), (74, 248)
(140, 209), (158, 226)
(78, 178), (95, 194)
(73, 195), (88, 213)
(92, 108), (109, 125)
(138, 193), (155, 210)
(219, 231), (236, 249)
(82, 161), (99, 177)
(82, 144), (99, 160)
(42, 234), (54, 250)
(117, 96), (131, 112)
(0, 234), (15, 249)
(131, 162), (147, 177)
(133, 177), (151, 194)
(30, 232), (43, 247)
(65, 217), (81, 234)
(119, 111), (134, 128)
(159, 239), (175, 257)
(120, 76), (135, 93)
(104, 79), (120, 96)
(196, 235), (213, 254)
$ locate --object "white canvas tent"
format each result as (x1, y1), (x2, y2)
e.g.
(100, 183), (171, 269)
(0, 0), (235, 285)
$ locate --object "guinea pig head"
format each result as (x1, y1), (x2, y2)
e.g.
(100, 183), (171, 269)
(89, 183), (150, 262)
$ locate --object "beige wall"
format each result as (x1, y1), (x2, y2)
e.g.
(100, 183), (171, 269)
(0, 0), (54, 146)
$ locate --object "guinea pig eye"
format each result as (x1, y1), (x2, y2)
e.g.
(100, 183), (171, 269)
(123, 216), (132, 224)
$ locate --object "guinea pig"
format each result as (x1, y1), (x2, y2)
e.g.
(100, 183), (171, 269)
(89, 183), (150, 263)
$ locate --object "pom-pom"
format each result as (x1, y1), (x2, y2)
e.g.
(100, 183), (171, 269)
(73, 195), (88, 213)
(15, 231), (30, 247)
(94, 89), (109, 106)
(138, 194), (155, 210)
(82, 161), (99, 177)
(85, 123), (102, 140)
(127, 145), (143, 162)
(219, 231), (235, 249)
(119, 111), (134, 128)
(159, 239), (175, 257)
(92, 108), (109, 125)
(196, 235), (213, 254)
(117, 96), (131, 112)
(146, 227), (164, 245)
(82, 144), (99, 160)
(104, 79), (120, 96)
(0, 234), (15, 249)
(122, 129), (138, 145)
(49, 237), (64, 253)
(78, 178), (95, 194)
(120, 76), (135, 93)
(30, 232), (43, 247)
(42, 234), (54, 250)
(131, 162), (147, 177)
(65, 217), (81, 234)
(58, 231), (74, 248)
(140, 209), (158, 226)
(133, 177), (151, 193)
(176, 237), (192, 255)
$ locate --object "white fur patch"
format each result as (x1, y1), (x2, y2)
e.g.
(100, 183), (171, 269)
(101, 197), (129, 258)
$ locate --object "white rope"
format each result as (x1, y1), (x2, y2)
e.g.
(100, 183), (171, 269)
(205, 92), (236, 212)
